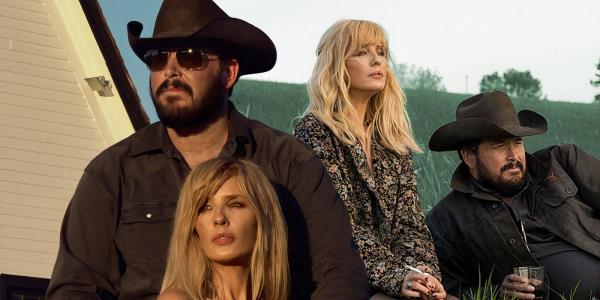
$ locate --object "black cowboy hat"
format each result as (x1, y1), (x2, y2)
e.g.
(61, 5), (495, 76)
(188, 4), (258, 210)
(127, 0), (276, 76)
(428, 91), (548, 151)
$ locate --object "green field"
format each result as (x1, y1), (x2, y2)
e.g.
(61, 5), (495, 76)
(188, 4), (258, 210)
(231, 79), (600, 210)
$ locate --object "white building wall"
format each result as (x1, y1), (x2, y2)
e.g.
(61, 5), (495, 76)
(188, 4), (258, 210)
(0, 0), (134, 278)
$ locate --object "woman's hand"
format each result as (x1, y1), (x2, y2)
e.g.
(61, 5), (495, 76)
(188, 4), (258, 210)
(401, 265), (446, 299)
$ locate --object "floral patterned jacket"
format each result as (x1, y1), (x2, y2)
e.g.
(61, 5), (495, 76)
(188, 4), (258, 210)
(294, 114), (440, 297)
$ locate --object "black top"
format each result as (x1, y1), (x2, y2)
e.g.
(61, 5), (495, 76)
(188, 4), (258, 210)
(47, 104), (368, 300)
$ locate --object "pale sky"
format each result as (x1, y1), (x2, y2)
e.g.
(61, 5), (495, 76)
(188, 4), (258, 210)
(100, 0), (600, 120)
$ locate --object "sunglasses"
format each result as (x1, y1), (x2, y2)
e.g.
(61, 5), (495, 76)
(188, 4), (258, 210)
(143, 48), (218, 71)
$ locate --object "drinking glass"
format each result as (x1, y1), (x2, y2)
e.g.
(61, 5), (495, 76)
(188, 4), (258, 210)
(514, 266), (545, 300)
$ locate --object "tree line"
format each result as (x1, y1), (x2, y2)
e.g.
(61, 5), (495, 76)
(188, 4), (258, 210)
(395, 57), (600, 104)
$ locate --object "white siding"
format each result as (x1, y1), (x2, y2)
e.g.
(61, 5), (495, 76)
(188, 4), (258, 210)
(0, 0), (135, 278)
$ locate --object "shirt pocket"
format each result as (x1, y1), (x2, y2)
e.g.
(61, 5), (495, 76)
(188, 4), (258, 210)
(119, 201), (177, 265)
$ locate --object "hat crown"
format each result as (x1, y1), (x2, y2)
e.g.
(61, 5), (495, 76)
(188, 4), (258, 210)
(427, 91), (548, 151)
(127, 0), (277, 75)
(457, 91), (519, 127)
(152, 0), (227, 39)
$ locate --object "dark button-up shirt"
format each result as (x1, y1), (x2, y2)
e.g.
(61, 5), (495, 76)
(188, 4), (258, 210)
(47, 105), (368, 300)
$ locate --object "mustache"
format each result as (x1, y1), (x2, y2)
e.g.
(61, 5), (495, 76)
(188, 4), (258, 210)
(501, 160), (524, 172)
(156, 79), (193, 97)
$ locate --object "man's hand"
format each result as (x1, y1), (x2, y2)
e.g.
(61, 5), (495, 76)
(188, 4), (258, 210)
(501, 274), (536, 299)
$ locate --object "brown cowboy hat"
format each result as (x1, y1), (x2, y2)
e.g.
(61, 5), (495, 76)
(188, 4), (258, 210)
(127, 0), (276, 76)
(428, 91), (548, 151)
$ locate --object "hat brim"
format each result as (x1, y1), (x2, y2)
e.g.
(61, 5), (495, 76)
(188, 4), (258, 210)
(128, 18), (276, 76)
(428, 110), (547, 151)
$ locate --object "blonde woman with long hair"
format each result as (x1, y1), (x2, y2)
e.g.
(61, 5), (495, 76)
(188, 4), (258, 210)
(294, 20), (445, 299)
(158, 158), (289, 300)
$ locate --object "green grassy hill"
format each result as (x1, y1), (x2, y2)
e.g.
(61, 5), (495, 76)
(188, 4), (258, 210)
(231, 79), (600, 210)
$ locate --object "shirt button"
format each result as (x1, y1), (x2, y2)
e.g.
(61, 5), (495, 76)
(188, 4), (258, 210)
(508, 238), (516, 245)
(491, 204), (498, 209)
(565, 188), (571, 194)
(146, 213), (152, 219)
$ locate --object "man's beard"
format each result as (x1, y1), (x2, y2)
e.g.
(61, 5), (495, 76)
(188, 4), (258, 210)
(476, 158), (526, 197)
(151, 76), (227, 132)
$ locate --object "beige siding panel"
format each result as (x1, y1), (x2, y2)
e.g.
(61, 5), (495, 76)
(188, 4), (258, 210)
(0, 158), (82, 180)
(0, 179), (73, 201)
(0, 255), (54, 276)
(1, 191), (69, 211)
(0, 125), (105, 150)
(0, 82), (85, 106)
(0, 37), (9, 49)
(0, 202), (65, 221)
(0, 260), (51, 278)
(0, 237), (56, 254)
(0, 248), (56, 265)
(0, 92), (91, 117)
(11, 40), (67, 60)
(0, 4), (50, 25)
(0, 70), (82, 95)
(0, 103), (97, 128)
(0, 58), (75, 82)
(0, 0), (135, 280)
(0, 48), (71, 71)
(0, 27), (61, 49)
(0, 215), (61, 233)
(2, 0), (46, 13)
(0, 147), (89, 169)
(0, 169), (77, 191)
(0, 114), (103, 141)
(0, 127), (106, 154)
(44, 133), (106, 151)
(0, 225), (58, 243)
(0, 15), (56, 36)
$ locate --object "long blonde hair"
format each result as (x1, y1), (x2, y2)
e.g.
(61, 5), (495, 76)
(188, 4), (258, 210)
(305, 19), (421, 154)
(161, 158), (289, 300)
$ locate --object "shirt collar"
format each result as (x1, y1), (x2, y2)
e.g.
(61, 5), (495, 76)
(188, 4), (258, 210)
(220, 102), (254, 159)
(130, 122), (174, 157)
(129, 102), (255, 159)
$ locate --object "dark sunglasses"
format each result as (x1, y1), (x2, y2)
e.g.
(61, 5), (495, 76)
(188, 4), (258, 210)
(143, 48), (217, 71)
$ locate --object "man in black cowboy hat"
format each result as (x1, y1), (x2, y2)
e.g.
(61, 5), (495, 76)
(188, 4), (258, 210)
(47, 0), (368, 299)
(425, 91), (600, 300)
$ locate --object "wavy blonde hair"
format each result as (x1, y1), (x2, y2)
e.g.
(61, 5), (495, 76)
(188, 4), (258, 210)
(161, 158), (289, 300)
(305, 19), (421, 154)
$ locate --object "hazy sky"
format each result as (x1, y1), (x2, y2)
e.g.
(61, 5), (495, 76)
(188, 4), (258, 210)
(100, 0), (600, 120)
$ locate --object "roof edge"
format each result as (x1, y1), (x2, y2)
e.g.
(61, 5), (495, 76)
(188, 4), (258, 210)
(79, 0), (150, 131)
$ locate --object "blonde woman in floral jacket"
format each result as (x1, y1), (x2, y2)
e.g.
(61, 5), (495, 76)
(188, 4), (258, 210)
(294, 19), (445, 300)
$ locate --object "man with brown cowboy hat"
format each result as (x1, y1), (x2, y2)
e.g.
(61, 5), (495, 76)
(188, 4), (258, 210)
(425, 91), (600, 300)
(47, 0), (368, 299)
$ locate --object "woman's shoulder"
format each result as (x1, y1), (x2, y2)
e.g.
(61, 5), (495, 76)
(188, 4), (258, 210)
(156, 289), (191, 300)
(295, 112), (323, 127)
(294, 113), (330, 139)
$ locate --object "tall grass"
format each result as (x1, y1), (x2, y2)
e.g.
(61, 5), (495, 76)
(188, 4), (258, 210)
(231, 79), (600, 210)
